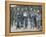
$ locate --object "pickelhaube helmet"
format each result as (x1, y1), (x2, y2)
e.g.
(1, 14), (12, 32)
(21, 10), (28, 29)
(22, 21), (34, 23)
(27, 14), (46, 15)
(28, 6), (33, 12)
(16, 6), (20, 12)
(33, 6), (39, 14)
(24, 7), (28, 11)
(21, 6), (24, 12)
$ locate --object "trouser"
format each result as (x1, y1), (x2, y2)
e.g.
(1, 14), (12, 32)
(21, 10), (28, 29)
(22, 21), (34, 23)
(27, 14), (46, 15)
(24, 17), (28, 28)
(16, 20), (20, 29)
(31, 19), (35, 29)
(30, 17), (35, 29)
(11, 18), (14, 26)
(16, 19), (24, 28)
(37, 20), (41, 29)
(20, 19), (24, 27)
(16, 18), (22, 29)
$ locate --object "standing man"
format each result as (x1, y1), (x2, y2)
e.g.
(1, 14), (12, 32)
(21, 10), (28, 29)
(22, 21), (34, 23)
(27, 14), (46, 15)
(28, 7), (35, 29)
(23, 7), (28, 29)
(36, 10), (42, 30)
(20, 7), (24, 28)
(16, 6), (21, 29)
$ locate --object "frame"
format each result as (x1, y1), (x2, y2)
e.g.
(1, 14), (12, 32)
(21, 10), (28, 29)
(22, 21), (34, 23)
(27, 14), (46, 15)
(5, 1), (45, 36)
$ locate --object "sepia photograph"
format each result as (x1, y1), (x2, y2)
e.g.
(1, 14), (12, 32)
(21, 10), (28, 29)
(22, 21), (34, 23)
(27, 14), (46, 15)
(10, 5), (42, 32)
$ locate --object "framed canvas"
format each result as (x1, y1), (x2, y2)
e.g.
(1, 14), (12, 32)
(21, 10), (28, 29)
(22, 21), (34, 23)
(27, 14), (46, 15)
(5, 1), (45, 36)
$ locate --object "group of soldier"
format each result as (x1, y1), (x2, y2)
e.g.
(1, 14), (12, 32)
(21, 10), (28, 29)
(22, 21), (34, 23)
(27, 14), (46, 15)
(11, 6), (42, 30)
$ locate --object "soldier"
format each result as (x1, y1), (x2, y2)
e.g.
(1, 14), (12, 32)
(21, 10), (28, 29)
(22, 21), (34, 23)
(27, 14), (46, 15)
(20, 7), (24, 28)
(36, 10), (42, 30)
(23, 7), (28, 29)
(28, 7), (35, 29)
(11, 7), (15, 26)
(15, 6), (21, 29)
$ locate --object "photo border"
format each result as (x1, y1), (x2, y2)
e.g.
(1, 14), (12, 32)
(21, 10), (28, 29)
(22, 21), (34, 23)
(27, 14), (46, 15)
(5, 1), (45, 36)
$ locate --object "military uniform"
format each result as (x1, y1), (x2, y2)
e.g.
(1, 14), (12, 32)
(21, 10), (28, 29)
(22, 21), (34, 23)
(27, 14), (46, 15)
(23, 7), (28, 28)
(15, 7), (21, 29)
(28, 7), (35, 29)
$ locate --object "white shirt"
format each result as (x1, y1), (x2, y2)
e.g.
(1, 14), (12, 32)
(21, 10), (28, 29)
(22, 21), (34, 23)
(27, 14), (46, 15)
(23, 12), (27, 17)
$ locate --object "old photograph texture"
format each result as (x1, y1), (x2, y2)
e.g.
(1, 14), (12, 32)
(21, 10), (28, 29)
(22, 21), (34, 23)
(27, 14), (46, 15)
(10, 5), (42, 32)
